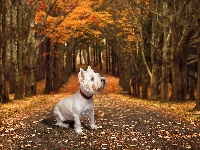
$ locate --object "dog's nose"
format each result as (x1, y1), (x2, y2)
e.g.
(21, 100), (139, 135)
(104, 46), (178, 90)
(101, 78), (105, 83)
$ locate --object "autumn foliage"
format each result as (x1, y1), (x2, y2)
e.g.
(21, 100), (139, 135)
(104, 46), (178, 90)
(35, 0), (114, 43)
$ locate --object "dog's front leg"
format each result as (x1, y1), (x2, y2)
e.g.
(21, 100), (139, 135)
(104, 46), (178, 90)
(73, 114), (82, 134)
(89, 109), (98, 129)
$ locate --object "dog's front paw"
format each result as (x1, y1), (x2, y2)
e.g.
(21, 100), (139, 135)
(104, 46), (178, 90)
(75, 127), (83, 134)
(91, 124), (98, 129)
(55, 122), (69, 128)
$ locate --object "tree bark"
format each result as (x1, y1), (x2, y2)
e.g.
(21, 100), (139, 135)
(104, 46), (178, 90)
(111, 40), (118, 76)
(149, 0), (161, 100)
(65, 41), (73, 79)
(24, 1), (39, 97)
(161, 1), (171, 101)
(188, 65), (196, 100)
(14, 3), (25, 99)
(118, 51), (132, 94)
(25, 22), (37, 96)
(87, 42), (90, 66)
(0, 0), (10, 102)
(193, 18), (200, 110)
(53, 43), (64, 91)
(161, 28), (171, 101)
(169, 0), (198, 101)
(36, 42), (45, 81)
(45, 38), (53, 94)
(106, 38), (109, 73)
(79, 47), (82, 65)
(72, 44), (76, 72)
(0, 49), (9, 103)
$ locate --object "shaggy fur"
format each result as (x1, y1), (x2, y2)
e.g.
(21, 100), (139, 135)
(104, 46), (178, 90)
(53, 66), (106, 134)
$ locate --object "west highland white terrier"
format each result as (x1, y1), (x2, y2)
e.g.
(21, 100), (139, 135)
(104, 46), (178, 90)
(53, 66), (106, 134)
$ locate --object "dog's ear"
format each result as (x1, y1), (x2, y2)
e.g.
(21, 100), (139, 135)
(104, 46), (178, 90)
(88, 66), (91, 70)
(87, 66), (94, 72)
(79, 68), (85, 81)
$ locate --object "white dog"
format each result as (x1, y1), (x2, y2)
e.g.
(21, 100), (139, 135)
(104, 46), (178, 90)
(53, 66), (106, 134)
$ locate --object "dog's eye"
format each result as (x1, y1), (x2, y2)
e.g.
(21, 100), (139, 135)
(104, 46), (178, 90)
(91, 77), (94, 81)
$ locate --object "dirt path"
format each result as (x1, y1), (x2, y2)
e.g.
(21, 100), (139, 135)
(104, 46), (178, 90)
(1, 66), (200, 150)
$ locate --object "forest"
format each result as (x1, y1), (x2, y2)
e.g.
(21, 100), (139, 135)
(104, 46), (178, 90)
(1, 0), (200, 149)
(0, 0), (200, 110)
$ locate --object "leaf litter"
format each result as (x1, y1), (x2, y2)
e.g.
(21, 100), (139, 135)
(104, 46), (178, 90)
(0, 66), (200, 149)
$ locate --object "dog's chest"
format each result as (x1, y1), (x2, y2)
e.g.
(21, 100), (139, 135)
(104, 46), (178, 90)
(80, 102), (93, 117)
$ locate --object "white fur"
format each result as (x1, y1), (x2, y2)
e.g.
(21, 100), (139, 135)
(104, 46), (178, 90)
(53, 66), (106, 134)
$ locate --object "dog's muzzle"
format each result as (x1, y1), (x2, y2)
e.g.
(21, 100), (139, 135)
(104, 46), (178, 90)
(101, 78), (106, 84)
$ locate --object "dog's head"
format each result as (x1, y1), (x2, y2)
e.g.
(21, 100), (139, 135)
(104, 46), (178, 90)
(78, 66), (106, 94)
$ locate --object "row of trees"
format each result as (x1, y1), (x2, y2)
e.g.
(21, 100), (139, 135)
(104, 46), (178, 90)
(111, 0), (200, 110)
(74, 0), (200, 110)
(123, 0), (200, 110)
(131, 0), (200, 110)
(0, 0), (113, 102)
(1, 0), (200, 110)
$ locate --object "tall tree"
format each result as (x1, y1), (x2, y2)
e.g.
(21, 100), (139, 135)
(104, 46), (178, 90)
(25, 0), (39, 96)
(168, 0), (200, 101)
(149, 0), (162, 100)
(0, 0), (10, 102)
(44, 38), (53, 94)
(13, 1), (25, 99)
(193, 18), (200, 110)
(161, 1), (171, 102)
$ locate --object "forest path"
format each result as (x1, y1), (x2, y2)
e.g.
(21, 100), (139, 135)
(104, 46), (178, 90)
(1, 65), (200, 149)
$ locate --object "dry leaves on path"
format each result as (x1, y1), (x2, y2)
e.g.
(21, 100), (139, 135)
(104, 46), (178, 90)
(1, 66), (200, 150)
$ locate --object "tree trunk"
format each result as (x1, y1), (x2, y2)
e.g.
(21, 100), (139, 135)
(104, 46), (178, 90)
(188, 66), (196, 100)
(8, 2), (16, 94)
(171, 30), (181, 101)
(14, 3), (25, 99)
(93, 43), (96, 67)
(161, 26), (171, 101)
(96, 41), (99, 67)
(24, 2), (39, 97)
(150, 50), (160, 100)
(0, 0), (10, 103)
(0, 49), (9, 103)
(99, 46), (102, 70)
(64, 41), (73, 81)
(169, 0), (198, 101)
(111, 39), (117, 76)
(87, 42), (90, 66)
(106, 38), (109, 72)
(171, 23), (188, 101)
(79, 47), (82, 65)
(118, 51), (132, 94)
(36, 42), (45, 81)
(141, 75), (148, 99)
(45, 38), (53, 94)
(149, 0), (161, 100)
(53, 43), (63, 91)
(65, 45), (72, 78)
(72, 44), (76, 72)
(161, 2), (170, 101)
(25, 21), (37, 97)
(59, 43), (65, 84)
(193, 18), (200, 110)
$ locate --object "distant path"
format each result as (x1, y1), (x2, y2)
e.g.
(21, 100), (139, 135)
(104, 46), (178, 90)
(1, 65), (200, 149)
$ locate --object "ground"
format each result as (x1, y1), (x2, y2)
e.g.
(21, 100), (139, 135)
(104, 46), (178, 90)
(1, 66), (200, 150)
